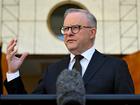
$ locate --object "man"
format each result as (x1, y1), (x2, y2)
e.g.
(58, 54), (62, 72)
(4, 8), (134, 94)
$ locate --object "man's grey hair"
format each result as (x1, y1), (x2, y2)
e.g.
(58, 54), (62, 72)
(64, 8), (97, 29)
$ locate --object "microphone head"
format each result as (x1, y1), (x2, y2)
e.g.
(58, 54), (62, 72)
(56, 69), (86, 105)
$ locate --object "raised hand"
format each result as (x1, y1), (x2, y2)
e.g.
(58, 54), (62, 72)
(6, 39), (28, 73)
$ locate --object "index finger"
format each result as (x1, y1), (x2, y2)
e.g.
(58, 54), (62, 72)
(7, 38), (17, 49)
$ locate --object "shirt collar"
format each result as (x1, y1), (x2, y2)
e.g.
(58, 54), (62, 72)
(70, 46), (95, 62)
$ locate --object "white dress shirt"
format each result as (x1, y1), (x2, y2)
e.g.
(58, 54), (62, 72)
(6, 71), (20, 82)
(68, 46), (95, 76)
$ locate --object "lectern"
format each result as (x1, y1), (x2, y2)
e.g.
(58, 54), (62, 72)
(1, 94), (140, 105)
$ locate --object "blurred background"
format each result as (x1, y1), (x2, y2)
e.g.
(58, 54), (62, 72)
(0, 0), (140, 95)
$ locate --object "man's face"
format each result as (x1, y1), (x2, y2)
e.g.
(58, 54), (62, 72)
(63, 12), (96, 55)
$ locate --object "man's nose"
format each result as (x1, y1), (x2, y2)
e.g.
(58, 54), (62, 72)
(66, 28), (73, 36)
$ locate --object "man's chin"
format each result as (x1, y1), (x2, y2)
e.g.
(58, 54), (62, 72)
(67, 46), (76, 51)
(67, 47), (80, 54)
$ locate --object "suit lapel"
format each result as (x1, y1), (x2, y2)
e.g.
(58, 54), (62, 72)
(83, 50), (106, 85)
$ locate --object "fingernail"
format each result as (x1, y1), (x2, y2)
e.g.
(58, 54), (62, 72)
(14, 38), (17, 42)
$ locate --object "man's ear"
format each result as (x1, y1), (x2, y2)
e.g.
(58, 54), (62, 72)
(90, 28), (96, 39)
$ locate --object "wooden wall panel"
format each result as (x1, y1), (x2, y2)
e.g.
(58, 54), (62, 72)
(2, 52), (140, 95)
(1, 53), (8, 95)
(123, 51), (140, 94)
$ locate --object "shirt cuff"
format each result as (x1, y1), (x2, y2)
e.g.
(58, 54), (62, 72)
(6, 70), (20, 82)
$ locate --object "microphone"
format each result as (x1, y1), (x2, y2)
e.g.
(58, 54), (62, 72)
(56, 69), (86, 105)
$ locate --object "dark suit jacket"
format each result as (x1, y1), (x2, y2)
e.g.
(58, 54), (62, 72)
(4, 50), (134, 94)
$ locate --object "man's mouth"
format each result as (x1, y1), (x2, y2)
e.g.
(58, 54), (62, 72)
(67, 39), (76, 43)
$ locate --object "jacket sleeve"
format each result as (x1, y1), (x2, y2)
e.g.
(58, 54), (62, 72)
(4, 76), (27, 94)
(114, 60), (135, 94)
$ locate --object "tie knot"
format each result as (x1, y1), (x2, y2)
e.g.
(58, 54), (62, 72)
(75, 55), (84, 61)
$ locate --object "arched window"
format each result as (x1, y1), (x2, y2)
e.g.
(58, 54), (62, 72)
(47, 3), (86, 41)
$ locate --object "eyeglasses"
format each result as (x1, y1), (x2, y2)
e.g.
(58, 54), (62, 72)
(61, 25), (93, 35)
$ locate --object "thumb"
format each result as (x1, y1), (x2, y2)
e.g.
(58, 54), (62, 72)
(20, 52), (29, 62)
